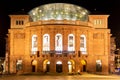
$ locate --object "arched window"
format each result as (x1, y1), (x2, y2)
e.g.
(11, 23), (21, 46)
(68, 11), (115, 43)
(68, 34), (75, 51)
(80, 35), (87, 54)
(43, 34), (50, 51)
(31, 35), (38, 54)
(55, 34), (62, 51)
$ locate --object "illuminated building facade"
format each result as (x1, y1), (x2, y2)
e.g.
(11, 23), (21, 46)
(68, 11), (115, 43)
(5, 3), (110, 74)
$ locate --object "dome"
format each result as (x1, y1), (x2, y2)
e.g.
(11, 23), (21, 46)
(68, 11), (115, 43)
(28, 3), (89, 22)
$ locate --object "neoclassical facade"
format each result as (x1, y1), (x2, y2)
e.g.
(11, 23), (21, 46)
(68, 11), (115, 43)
(5, 3), (111, 74)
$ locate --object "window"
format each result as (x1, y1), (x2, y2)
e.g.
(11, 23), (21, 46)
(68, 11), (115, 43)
(94, 19), (102, 25)
(21, 21), (24, 25)
(43, 34), (50, 51)
(80, 37), (84, 47)
(16, 20), (24, 25)
(80, 35), (87, 54)
(16, 20), (19, 25)
(31, 35), (38, 54)
(68, 34), (75, 51)
(55, 34), (62, 52)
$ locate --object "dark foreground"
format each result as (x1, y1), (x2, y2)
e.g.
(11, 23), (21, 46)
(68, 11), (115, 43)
(0, 73), (120, 80)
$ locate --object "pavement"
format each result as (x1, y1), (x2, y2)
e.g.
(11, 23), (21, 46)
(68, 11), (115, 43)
(0, 73), (120, 80)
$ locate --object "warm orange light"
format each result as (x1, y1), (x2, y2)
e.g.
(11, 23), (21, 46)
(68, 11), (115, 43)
(81, 60), (86, 65)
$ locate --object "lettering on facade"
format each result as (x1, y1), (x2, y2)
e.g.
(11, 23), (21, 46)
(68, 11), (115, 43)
(14, 33), (25, 39)
(93, 33), (104, 39)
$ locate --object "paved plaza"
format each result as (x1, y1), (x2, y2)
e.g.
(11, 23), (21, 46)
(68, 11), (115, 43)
(0, 73), (120, 80)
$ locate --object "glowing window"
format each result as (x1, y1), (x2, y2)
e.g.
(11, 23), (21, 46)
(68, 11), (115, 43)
(80, 35), (87, 54)
(68, 34), (75, 51)
(68, 61), (72, 65)
(31, 35), (38, 54)
(55, 34), (62, 51)
(43, 34), (50, 51)
(32, 60), (37, 65)
(56, 61), (62, 64)
(47, 61), (50, 64)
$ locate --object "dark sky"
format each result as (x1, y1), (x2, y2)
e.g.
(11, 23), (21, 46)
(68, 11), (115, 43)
(0, 0), (119, 56)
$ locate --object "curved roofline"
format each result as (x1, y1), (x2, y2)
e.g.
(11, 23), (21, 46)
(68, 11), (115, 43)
(28, 3), (90, 22)
(32, 3), (90, 12)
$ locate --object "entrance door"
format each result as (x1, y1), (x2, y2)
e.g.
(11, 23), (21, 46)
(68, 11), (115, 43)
(68, 61), (72, 73)
(32, 65), (35, 72)
(81, 60), (87, 72)
(46, 64), (50, 72)
(83, 65), (86, 72)
(43, 60), (50, 72)
(32, 60), (37, 72)
(56, 61), (62, 73)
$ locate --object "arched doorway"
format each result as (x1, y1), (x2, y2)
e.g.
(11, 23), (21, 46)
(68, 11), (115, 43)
(81, 60), (87, 72)
(68, 60), (75, 73)
(31, 60), (37, 72)
(56, 61), (62, 73)
(43, 60), (50, 72)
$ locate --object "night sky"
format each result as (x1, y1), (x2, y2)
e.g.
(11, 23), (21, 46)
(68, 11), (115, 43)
(0, 0), (119, 57)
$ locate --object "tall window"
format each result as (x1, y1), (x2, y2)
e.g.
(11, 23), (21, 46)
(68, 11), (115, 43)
(43, 34), (50, 51)
(31, 35), (38, 54)
(68, 34), (75, 51)
(80, 35), (87, 54)
(55, 34), (62, 51)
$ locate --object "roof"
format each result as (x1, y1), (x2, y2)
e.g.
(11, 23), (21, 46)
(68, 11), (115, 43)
(28, 3), (89, 22)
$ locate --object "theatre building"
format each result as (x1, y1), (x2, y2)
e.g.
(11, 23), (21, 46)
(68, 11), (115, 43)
(5, 3), (111, 74)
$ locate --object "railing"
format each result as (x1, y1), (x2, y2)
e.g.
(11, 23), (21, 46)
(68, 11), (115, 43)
(42, 50), (75, 54)
(30, 50), (88, 58)
(30, 50), (76, 58)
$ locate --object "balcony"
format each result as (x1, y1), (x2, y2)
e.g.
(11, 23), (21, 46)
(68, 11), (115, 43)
(30, 50), (76, 58)
(42, 50), (75, 54)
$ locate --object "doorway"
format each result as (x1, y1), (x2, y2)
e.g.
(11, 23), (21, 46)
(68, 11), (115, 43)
(46, 61), (50, 72)
(32, 65), (35, 72)
(43, 60), (50, 72)
(56, 61), (62, 73)
(68, 60), (75, 73)
(81, 60), (87, 72)
(31, 60), (37, 72)
(83, 65), (86, 72)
